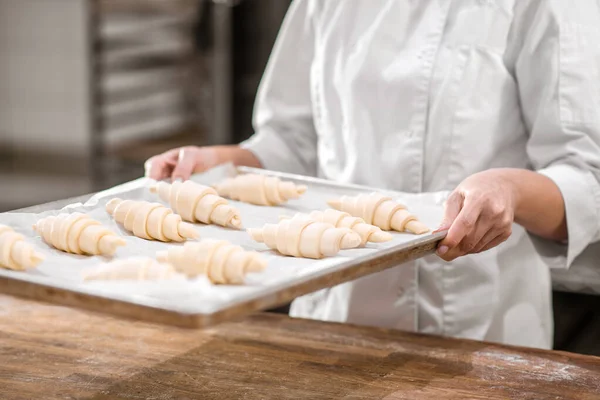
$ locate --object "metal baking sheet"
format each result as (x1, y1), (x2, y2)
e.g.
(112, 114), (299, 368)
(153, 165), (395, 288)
(0, 164), (448, 328)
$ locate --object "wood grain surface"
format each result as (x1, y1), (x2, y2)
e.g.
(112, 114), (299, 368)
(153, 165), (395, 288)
(0, 295), (599, 399)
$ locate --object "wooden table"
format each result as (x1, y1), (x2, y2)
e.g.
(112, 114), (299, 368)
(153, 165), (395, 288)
(1, 295), (599, 399)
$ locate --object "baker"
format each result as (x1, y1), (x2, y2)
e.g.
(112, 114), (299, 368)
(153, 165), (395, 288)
(145, 0), (600, 349)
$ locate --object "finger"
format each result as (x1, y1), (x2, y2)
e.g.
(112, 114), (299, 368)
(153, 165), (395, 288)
(145, 156), (172, 181)
(472, 227), (504, 254)
(171, 148), (198, 181)
(476, 231), (511, 253)
(435, 193), (463, 233)
(144, 149), (179, 180)
(456, 207), (503, 255)
(473, 207), (513, 253)
(438, 245), (463, 262)
(439, 214), (490, 261)
(437, 196), (482, 257)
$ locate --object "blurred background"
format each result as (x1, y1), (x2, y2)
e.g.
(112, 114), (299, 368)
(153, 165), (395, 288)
(0, 0), (291, 212)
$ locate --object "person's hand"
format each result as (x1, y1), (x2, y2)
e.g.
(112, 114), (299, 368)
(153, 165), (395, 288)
(144, 145), (262, 181)
(434, 169), (520, 261)
(144, 146), (221, 181)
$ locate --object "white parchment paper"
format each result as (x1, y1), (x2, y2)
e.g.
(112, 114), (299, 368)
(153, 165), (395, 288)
(0, 164), (448, 315)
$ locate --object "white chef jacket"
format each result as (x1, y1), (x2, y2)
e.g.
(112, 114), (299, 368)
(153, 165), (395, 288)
(241, 0), (600, 349)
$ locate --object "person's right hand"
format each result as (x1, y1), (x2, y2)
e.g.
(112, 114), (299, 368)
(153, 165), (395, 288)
(144, 145), (262, 181)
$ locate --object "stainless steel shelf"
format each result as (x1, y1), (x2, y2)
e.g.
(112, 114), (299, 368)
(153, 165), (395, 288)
(89, 0), (202, 188)
(100, 13), (195, 40)
(104, 113), (191, 146)
(102, 66), (186, 95)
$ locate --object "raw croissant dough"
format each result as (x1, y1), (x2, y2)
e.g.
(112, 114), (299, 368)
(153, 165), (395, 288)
(0, 224), (44, 270)
(213, 173), (306, 206)
(83, 257), (176, 281)
(33, 213), (126, 255)
(327, 192), (429, 234)
(281, 209), (393, 246)
(156, 239), (266, 284)
(150, 180), (241, 229)
(248, 213), (361, 259)
(106, 198), (198, 242)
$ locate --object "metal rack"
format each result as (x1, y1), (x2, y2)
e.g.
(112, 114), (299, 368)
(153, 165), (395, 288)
(88, 0), (203, 189)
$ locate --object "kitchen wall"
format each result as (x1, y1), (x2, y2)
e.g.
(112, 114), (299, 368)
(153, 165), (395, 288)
(0, 0), (92, 155)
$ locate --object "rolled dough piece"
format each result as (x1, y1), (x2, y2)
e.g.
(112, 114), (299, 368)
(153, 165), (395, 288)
(327, 192), (429, 234)
(156, 239), (266, 284)
(213, 173), (306, 206)
(0, 224), (44, 270)
(106, 198), (198, 242)
(150, 180), (242, 229)
(247, 213), (361, 259)
(82, 257), (176, 281)
(33, 213), (126, 256)
(281, 209), (393, 245)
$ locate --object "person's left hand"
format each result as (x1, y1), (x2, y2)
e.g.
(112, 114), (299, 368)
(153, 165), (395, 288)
(434, 169), (520, 261)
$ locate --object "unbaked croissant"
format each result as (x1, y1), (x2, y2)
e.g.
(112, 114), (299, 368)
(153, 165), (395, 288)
(281, 209), (393, 246)
(82, 257), (176, 281)
(327, 192), (429, 234)
(0, 224), (44, 270)
(247, 213), (361, 259)
(213, 173), (307, 206)
(156, 239), (267, 284)
(106, 198), (198, 242)
(150, 180), (241, 229)
(33, 213), (126, 256)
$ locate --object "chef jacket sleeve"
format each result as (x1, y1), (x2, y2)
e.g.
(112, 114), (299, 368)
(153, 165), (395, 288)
(514, 0), (600, 269)
(239, 0), (319, 177)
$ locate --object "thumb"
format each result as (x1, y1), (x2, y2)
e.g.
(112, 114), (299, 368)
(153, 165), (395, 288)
(171, 148), (198, 181)
(434, 192), (463, 233)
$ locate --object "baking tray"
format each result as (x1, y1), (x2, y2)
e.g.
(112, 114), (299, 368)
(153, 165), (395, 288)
(0, 165), (447, 328)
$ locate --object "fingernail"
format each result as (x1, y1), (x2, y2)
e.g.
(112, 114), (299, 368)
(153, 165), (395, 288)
(437, 245), (449, 255)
